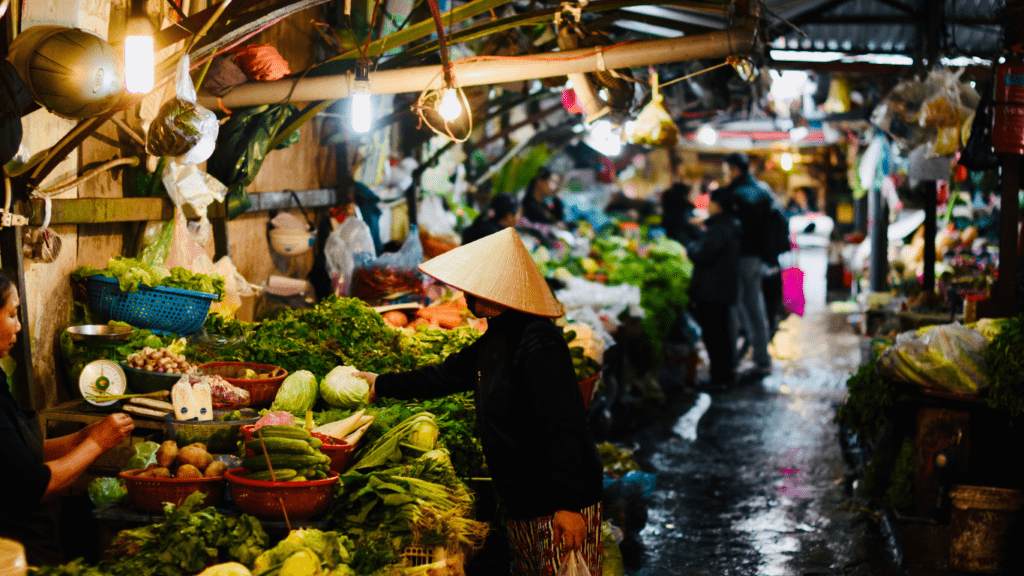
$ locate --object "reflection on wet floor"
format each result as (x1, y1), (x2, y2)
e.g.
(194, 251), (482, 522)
(623, 308), (902, 576)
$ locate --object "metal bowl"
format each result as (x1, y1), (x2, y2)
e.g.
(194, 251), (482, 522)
(66, 324), (135, 343)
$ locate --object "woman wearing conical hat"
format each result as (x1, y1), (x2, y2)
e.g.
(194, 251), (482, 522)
(358, 228), (604, 576)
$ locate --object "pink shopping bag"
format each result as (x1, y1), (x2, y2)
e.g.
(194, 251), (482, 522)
(781, 266), (805, 317)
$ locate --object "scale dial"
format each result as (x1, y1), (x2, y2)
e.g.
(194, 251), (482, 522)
(79, 359), (127, 406)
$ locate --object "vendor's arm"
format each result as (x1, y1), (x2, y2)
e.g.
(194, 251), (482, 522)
(43, 413), (134, 499)
(370, 339), (482, 401)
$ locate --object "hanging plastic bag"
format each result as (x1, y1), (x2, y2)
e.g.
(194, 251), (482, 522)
(324, 216), (376, 296)
(147, 55), (219, 163)
(165, 206), (220, 296)
(557, 549), (593, 576)
(628, 72), (678, 147)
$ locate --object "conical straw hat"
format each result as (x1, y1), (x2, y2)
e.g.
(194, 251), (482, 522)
(418, 228), (563, 317)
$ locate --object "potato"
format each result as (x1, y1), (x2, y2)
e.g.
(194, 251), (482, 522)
(156, 440), (179, 469)
(204, 461), (228, 478)
(188, 442), (208, 452)
(175, 445), (213, 471)
(138, 467), (171, 478)
(176, 464), (204, 479)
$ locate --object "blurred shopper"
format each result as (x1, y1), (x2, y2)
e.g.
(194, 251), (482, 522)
(685, 187), (741, 389)
(722, 152), (773, 376)
(661, 183), (702, 247)
(462, 193), (519, 245)
(521, 167), (565, 225)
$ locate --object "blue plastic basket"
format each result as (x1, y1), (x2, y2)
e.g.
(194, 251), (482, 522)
(87, 276), (216, 335)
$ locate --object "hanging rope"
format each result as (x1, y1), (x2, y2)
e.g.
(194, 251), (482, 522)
(658, 60), (734, 89)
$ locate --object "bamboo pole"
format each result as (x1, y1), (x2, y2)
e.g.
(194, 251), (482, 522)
(199, 17), (756, 108)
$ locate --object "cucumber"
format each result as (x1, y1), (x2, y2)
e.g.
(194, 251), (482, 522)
(242, 453), (324, 471)
(312, 470), (327, 479)
(248, 468), (298, 481)
(309, 437), (323, 449)
(254, 425), (312, 441)
(245, 437), (313, 455)
(289, 476), (308, 482)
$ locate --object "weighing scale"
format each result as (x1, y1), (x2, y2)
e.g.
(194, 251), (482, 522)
(78, 359), (127, 407)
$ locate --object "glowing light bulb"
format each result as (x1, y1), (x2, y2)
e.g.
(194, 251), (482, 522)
(124, 34), (154, 94)
(697, 125), (717, 146)
(781, 152), (794, 171)
(351, 92), (372, 133)
(439, 88), (462, 121)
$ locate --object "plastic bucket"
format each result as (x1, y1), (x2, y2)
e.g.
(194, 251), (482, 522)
(0, 538), (27, 576)
(949, 485), (1023, 573)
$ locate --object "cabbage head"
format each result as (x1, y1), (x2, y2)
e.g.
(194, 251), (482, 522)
(320, 365), (368, 409)
(271, 370), (319, 415)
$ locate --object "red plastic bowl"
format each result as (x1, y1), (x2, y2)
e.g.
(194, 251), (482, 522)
(118, 469), (225, 513)
(225, 467), (338, 520)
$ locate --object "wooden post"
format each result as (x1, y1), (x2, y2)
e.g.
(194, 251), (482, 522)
(922, 181), (937, 295)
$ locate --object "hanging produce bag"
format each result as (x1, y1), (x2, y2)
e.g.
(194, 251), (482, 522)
(557, 550), (593, 576)
(147, 55), (219, 164)
(628, 72), (678, 147)
(350, 225), (425, 305)
(207, 103), (301, 219)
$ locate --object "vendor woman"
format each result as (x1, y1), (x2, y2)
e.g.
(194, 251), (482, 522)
(0, 270), (135, 565)
(358, 228), (604, 576)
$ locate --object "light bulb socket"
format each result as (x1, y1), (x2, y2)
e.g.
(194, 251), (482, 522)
(125, 0), (155, 36)
(355, 58), (371, 83)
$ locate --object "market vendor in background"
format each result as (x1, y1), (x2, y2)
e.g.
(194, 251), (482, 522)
(461, 193), (519, 245)
(0, 270), (135, 565)
(521, 166), (567, 227)
(357, 228), (604, 576)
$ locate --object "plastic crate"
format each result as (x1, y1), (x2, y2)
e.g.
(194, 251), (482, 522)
(87, 276), (216, 336)
(401, 545), (446, 568)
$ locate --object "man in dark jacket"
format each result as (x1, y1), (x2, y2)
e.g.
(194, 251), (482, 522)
(661, 183), (702, 247)
(722, 152), (773, 376)
(686, 187), (741, 388)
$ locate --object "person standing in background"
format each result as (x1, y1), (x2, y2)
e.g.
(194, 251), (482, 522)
(521, 167), (565, 226)
(685, 187), (741, 389)
(722, 152), (774, 377)
(461, 193), (519, 245)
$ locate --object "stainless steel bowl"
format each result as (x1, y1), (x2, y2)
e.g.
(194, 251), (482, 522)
(66, 324), (135, 343)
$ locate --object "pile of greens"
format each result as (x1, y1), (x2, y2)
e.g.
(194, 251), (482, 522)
(984, 315), (1024, 416)
(190, 297), (481, 381)
(32, 492), (268, 576)
(252, 529), (356, 576)
(72, 256), (225, 300)
(835, 360), (898, 441)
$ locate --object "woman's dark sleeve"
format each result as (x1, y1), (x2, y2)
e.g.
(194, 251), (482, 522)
(375, 339), (481, 400)
(0, 416), (50, 510)
(522, 330), (599, 512)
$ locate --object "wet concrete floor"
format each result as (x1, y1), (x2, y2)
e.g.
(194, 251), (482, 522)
(618, 306), (909, 576)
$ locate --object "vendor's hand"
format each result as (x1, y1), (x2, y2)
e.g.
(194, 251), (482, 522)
(552, 510), (586, 550)
(88, 413), (134, 451)
(356, 371), (379, 403)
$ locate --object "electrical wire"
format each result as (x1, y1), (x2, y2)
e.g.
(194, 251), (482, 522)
(33, 157), (140, 197)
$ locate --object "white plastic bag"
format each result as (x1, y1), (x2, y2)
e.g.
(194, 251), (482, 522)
(324, 217), (376, 296)
(557, 550), (592, 576)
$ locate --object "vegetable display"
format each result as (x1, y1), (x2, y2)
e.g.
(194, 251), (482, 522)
(270, 370), (319, 415)
(984, 315), (1024, 416)
(320, 366), (370, 409)
(835, 360), (898, 441)
(72, 256), (226, 300)
(125, 347), (195, 375)
(241, 425), (332, 481)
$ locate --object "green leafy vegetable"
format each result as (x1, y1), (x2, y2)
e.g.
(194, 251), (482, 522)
(270, 370), (319, 415)
(72, 256), (225, 300)
(984, 315), (1024, 416)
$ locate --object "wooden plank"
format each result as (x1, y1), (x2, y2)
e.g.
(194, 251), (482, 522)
(28, 198), (173, 225)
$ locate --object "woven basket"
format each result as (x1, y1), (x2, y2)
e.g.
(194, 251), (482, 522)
(118, 470), (225, 513)
(225, 468), (338, 520)
(196, 362), (288, 407)
(87, 276), (216, 336)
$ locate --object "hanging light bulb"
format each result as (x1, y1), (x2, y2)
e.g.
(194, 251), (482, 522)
(781, 152), (794, 171)
(438, 88), (463, 121)
(697, 125), (717, 146)
(124, 0), (155, 94)
(350, 58), (372, 134)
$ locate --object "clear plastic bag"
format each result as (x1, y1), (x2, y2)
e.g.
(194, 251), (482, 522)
(87, 477), (127, 508)
(324, 216), (376, 296)
(350, 226), (426, 304)
(558, 550), (592, 576)
(628, 73), (677, 147)
(147, 55), (219, 163)
(876, 323), (989, 394)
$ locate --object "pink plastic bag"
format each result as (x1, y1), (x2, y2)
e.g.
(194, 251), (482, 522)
(782, 266), (805, 317)
(557, 550), (592, 576)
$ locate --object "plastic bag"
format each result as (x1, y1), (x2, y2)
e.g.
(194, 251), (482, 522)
(628, 73), (677, 147)
(162, 161), (228, 226)
(350, 225), (426, 304)
(165, 206), (218, 279)
(419, 195), (458, 241)
(876, 323), (989, 394)
(87, 477), (127, 508)
(148, 55), (219, 163)
(324, 216), (376, 296)
(124, 441), (160, 470)
(558, 550), (592, 576)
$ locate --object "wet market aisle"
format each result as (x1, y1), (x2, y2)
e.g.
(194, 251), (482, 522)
(620, 306), (904, 576)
